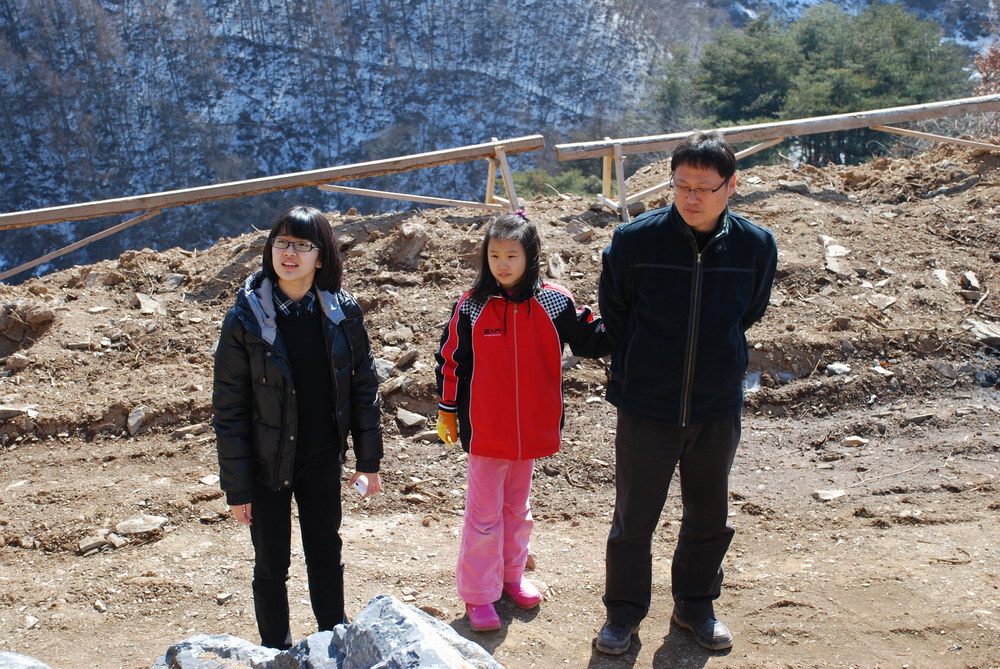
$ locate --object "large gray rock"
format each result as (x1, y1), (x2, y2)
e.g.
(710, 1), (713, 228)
(149, 596), (502, 669)
(0, 652), (53, 669)
(149, 634), (286, 668)
(337, 595), (503, 669)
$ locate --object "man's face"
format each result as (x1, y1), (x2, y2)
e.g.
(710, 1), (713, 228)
(671, 163), (736, 233)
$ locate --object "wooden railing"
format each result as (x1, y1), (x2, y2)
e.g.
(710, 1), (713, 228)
(0, 135), (544, 281)
(555, 94), (1000, 222)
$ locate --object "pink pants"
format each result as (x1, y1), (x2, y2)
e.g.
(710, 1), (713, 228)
(456, 454), (535, 605)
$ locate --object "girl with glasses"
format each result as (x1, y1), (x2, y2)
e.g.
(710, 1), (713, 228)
(212, 204), (383, 649)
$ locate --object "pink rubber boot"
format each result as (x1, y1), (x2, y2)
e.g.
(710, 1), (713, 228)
(466, 603), (501, 632)
(503, 579), (542, 609)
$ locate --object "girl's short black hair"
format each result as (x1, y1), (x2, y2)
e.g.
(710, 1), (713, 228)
(670, 130), (736, 180)
(470, 212), (542, 303)
(261, 205), (342, 292)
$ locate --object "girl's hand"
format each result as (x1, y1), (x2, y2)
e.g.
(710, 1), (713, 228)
(350, 471), (383, 498)
(436, 410), (457, 445)
(229, 503), (252, 525)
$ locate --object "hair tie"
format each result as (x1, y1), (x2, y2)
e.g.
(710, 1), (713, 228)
(514, 209), (528, 220)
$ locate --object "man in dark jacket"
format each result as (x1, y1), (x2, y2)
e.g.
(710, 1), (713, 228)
(594, 131), (778, 654)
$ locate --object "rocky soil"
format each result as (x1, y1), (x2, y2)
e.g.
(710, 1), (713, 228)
(1, 144), (999, 668)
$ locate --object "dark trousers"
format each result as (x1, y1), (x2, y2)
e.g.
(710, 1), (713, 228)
(604, 409), (741, 626)
(249, 459), (345, 649)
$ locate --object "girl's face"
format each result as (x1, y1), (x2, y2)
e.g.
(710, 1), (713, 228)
(487, 237), (527, 291)
(271, 232), (322, 288)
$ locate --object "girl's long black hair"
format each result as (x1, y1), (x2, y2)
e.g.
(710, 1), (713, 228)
(261, 205), (343, 292)
(469, 211), (543, 303)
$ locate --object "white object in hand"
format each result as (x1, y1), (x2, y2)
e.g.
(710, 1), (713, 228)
(352, 474), (369, 495)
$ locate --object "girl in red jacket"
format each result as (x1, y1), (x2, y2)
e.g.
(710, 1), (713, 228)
(435, 211), (609, 631)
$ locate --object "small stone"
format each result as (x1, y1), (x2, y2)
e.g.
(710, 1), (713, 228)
(903, 413), (935, 425)
(546, 254), (565, 279)
(813, 489), (845, 501)
(872, 364), (894, 377)
(826, 363), (851, 376)
(127, 405), (148, 435)
(133, 293), (165, 316)
(107, 533), (129, 549)
(216, 593), (233, 605)
(841, 436), (869, 447)
(199, 474), (220, 486)
(412, 429), (439, 443)
(93, 600), (108, 613)
(395, 350), (418, 368)
(0, 405), (28, 420)
(78, 533), (110, 554)
(778, 179), (810, 194)
(115, 514), (168, 535)
(395, 408), (426, 429)
(401, 493), (428, 504)
(24, 615), (39, 630)
(928, 361), (959, 379)
(960, 271), (981, 291)
(4, 353), (30, 371)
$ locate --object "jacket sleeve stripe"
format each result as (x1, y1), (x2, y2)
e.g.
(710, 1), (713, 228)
(436, 293), (469, 407)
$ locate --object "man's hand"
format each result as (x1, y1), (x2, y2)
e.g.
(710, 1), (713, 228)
(230, 503), (252, 525)
(436, 410), (457, 445)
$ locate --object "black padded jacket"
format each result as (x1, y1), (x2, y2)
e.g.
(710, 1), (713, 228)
(212, 272), (383, 505)
(599, 205), (778, 426)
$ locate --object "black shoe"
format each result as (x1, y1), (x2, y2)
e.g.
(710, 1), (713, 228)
(594, 620), (638, 655)
(671, 606), (733, 650)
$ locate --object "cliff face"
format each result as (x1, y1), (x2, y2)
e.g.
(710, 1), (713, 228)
(0, 0), (993, 276)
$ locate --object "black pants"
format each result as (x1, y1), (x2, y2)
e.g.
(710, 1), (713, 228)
(249, 459), (345, 649)
(604, 410), (741, 626)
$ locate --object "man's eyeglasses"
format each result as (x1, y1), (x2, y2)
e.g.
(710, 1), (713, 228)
(273, 238), (321, 252)
(669, 179), (729, 198)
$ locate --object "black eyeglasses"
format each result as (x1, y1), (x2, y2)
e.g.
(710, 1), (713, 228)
(273, 238), (321, 252)
(669, 179), (729, 198)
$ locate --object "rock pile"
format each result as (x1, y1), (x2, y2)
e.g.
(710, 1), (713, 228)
(1, 596), (502, 668)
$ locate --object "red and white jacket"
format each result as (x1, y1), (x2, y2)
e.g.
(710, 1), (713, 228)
(435, 282), (609, 461)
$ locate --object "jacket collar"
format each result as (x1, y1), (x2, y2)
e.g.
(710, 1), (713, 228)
(668, 204), (732, 244)
(238, 272), (346, 345)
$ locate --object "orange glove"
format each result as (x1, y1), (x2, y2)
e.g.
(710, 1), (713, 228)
(436, 410), (457, 445)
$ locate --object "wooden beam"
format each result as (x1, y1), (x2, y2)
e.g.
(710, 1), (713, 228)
(734, 137), (784, 159)
(316, 184), (504, 210)
(597, 194), (620, 213)
(494, 145), (520, 211)
(870, 125), (1000, 152)
(0, 135), (544, 231)
(626, 179), (672, 205)
(0, 210), (161, 282)
(555, 95), (1000, 161)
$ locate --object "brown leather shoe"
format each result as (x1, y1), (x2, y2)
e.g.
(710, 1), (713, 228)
(671, 606), (733, 650)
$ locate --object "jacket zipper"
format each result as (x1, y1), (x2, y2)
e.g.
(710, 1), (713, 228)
(680, 247), (703, 426)
(513, 303), (522, 460)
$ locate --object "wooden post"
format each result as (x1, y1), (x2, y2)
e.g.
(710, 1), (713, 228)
(614, 143), (629, 223)
(485, 157), (498, 204)
(494, 145), (520, 211)
(601, 137), (613, 199)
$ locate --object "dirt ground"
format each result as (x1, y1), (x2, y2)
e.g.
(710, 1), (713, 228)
(1, 144), (999, 669)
